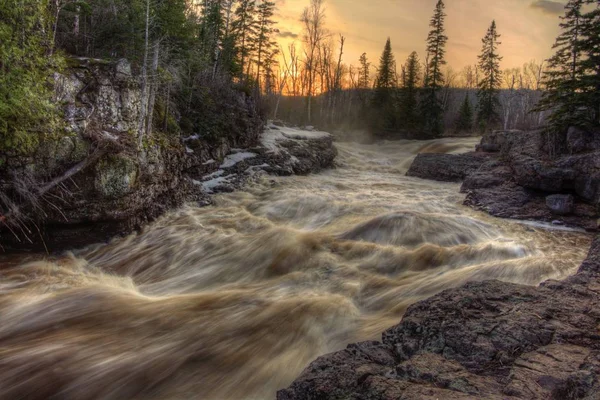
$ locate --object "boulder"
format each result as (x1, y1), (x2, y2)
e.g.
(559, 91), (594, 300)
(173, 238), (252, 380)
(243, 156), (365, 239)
(546, 194), (574, 215)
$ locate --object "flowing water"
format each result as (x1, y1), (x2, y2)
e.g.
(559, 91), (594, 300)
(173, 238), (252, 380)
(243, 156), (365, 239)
(0, 138), (592, 399)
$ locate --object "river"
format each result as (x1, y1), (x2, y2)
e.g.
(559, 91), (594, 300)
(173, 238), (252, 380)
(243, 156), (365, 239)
(0, 138), (592, 399)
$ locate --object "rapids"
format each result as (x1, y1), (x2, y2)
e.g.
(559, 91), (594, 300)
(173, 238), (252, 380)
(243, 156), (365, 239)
(0, 138), (592, 399)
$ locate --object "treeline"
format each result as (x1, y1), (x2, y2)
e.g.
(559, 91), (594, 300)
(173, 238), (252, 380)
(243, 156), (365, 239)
(267, 0), (599, 139)
(1, 0), (284, 157)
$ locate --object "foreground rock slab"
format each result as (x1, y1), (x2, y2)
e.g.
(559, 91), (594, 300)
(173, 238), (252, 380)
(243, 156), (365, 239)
(278, 237), (600, 400)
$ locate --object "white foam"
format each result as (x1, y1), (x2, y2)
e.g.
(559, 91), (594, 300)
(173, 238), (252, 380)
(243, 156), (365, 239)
(220, 152), (257, 168)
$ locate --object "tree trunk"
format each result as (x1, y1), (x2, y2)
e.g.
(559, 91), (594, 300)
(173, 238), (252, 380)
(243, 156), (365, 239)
(146, 41), (160, 136)
(137, 0), (150, 149)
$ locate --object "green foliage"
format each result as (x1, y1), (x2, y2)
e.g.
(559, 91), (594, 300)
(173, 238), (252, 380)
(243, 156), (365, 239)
(232, 0), (258, 78)
(422, 0), (448, 137)
(537, 0), (600, 131)
(0, 0), (63, 156)
(476, 20), (503, 132)
(455, 94), (474, 133)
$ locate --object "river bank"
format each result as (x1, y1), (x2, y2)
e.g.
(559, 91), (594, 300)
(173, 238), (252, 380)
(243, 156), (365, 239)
(0, 58), (336, 253)
(0, 138), (591, 399)
(280, 131), (600, 399)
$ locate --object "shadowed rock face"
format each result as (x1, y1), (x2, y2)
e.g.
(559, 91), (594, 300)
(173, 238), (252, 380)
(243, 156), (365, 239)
(406, 153), (489, 182)
(278, 236), (600, 400)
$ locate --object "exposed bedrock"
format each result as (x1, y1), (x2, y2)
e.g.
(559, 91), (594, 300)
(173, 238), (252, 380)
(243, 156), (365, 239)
(0, 60), (336, 252)
(278, 235), (600, 400)
(406, 128), (600, 230)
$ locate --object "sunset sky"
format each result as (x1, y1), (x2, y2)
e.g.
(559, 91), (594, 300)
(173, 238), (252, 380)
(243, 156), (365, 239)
(274, 0), (566, 71)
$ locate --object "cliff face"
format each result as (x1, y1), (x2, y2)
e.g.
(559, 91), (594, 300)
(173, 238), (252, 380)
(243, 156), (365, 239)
(0, 58), (264, 251)
(0, 58), (337, 252)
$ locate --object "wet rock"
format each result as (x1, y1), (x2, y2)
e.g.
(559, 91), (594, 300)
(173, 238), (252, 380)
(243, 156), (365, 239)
(460, 160), (512, 192)
(546, 194), (574, 215)
(279, 237), (600, 400)
(511, 154), (576, 192)
(406, 153), (487, 182)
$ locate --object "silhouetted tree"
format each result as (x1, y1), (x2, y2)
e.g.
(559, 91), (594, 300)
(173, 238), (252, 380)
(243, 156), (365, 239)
(421, 0), (448, 137)
(536, 0), (587, 130)
(400, 51), (421, 130)
(358, 52), (371, 89)
(455, 94), (473, 133)
(477, 20), (502, 132)
(371, 38), (398, 135)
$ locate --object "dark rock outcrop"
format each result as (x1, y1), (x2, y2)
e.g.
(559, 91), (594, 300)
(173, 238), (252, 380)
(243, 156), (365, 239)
(278, 236), (600, 400)
(406, 153), (489, 182)
(0, 60), (336, 252)
(404, 128), (599, 230)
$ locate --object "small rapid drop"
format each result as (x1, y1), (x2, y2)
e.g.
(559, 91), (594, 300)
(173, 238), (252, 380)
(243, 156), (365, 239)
(0, 138), (591, 399)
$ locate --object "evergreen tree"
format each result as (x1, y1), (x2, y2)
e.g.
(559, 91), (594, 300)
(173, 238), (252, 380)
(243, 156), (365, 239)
(400, 51), (421, 129)
(0, 0), (63, 156)
(579, 1), (600, 125)
(232, 0), (258, 80)
(373, 38), (397, 97)
(455, 93), (474, 133)
(358, 52), (371, 89)
(536, 0), (587, 130)
(254, 0), (277, 91)
(370, 38), (398, 135)
(421, 0), (448, 137)
(476, 20), (503, 132)
(199, 0), (224, 68)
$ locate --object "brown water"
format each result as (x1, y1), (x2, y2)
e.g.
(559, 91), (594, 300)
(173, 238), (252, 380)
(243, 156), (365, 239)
(0, 138), (592, 399)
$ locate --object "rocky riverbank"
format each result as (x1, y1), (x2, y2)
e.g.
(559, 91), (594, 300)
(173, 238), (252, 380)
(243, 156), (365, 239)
(279, 129), (600, 400)
(407, 128), (600, 231)
(0, 59), (336, 252)
(278, 235), (600, 400)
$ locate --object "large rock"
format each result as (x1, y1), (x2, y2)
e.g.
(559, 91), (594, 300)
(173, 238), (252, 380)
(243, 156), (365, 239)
(278, 237), (600, 400)
(460, 160), (513, 192)
(406, 153), (487, 182)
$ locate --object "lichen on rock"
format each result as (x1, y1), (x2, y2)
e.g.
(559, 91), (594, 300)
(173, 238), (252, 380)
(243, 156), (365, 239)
(94, 155), (138, 199)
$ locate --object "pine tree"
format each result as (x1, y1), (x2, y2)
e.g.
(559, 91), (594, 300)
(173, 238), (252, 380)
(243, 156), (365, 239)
(373, 38), (397, 96)
(579, 1), (600, 125)
(421, 0), (448, 137)
(254, 0), (277, 92)
(400, 51), (421, 129)
(370, 38), (398, 135)
(455, 94), (474, 133)
(232, 0), (258, 81)
(537, 0), (588, 130)
(476, 20), (503, 132)
(358, 52), (371, 89)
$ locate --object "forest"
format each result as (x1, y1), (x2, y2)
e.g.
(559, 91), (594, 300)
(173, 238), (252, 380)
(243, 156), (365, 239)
(1, 0), (600, 156)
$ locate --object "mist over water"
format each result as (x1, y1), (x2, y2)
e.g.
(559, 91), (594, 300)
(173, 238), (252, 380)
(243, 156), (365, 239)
(0, 138), (591, 399)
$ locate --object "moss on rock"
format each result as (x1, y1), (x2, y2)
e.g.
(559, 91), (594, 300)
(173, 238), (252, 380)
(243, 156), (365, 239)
(94, 155), (138, 198)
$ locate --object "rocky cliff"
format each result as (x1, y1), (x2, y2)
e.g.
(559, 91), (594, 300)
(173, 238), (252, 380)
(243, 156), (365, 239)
(0, 58), (336, 252)
(407, 128), (600, 230)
